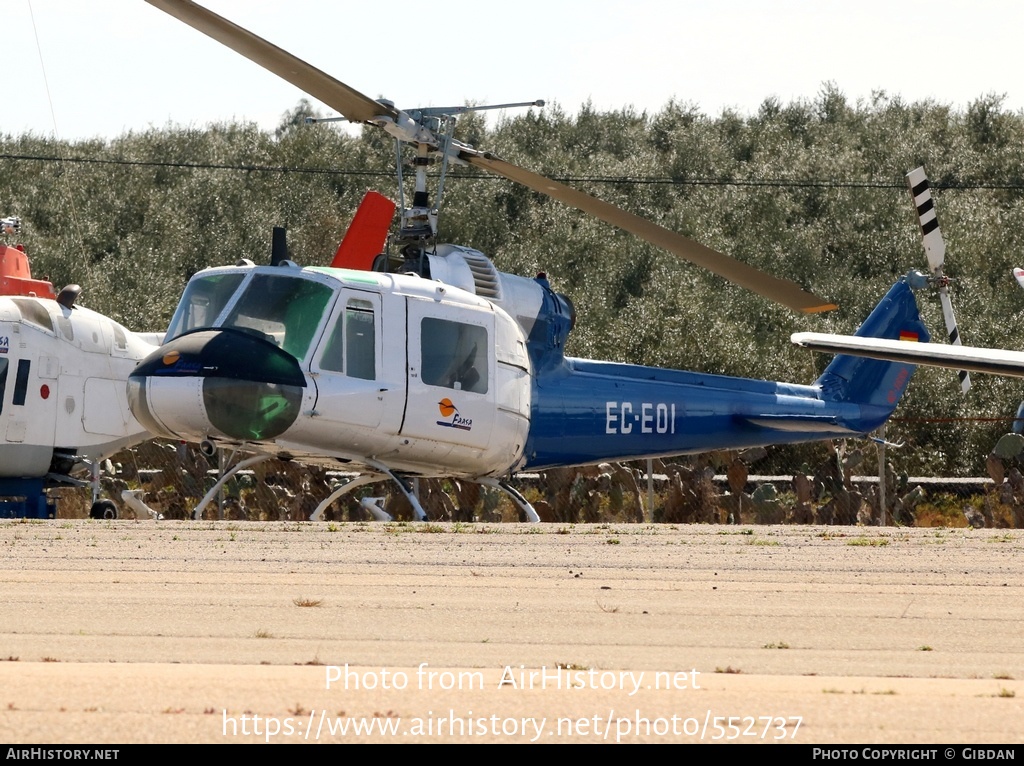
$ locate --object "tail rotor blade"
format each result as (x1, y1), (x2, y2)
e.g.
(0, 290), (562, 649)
(907, 166), (945, 274)
(937, 287), (970, 392)
(907, 166), (970, 392)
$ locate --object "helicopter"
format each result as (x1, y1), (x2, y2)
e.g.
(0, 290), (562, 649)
(133, 0), (934, 522)
(0, 217), (161, 518)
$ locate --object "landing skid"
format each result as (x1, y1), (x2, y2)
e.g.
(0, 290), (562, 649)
(476, 477), (540, 523)
(192, 453), (274, 520)
(310, 471), (539, 523)
(310, 463), (427, 521)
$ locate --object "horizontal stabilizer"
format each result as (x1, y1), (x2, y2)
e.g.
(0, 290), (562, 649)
(743, 414), (857, 434)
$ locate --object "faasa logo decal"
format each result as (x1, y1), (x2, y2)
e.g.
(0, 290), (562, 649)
(436, 397), (473, 431)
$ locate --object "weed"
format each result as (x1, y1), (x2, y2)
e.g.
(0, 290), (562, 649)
(293, 597), (323, 607)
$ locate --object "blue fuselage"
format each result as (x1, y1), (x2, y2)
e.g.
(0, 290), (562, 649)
(523, 360), (878, 469)
(521, 279), (927, 470)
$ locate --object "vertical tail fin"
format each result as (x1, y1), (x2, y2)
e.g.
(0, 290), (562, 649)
(815, 280), (929, 416)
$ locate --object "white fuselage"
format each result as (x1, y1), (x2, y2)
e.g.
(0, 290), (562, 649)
(129, 263), (533, 479)
(0, 296), (158, 478)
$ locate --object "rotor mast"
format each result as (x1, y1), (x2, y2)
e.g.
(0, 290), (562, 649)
(313, 99), (544, 246)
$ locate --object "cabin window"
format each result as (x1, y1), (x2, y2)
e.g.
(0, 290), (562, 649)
(11, 299), (53, 333)
(12, 359), (29, 406)
(0, 358), (7, 414)
(165, 272), (246, 341)
(346, 301), (376, 380)
(420, 318), (487, 394)
(319, 299), (376, 380)
(112, 323), (128, 351)
(223, 275), (333, 363)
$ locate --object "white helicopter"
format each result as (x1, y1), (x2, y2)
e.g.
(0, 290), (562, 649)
(793, 168), (1024, 378)
(0, 216), (161, 518)
(133, 0), (937, 522)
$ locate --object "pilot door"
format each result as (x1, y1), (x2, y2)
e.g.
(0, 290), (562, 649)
(401, 298), (495, 450)
(307, 290), (385, 431)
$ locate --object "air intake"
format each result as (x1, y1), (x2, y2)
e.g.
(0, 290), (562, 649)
(461, 251), (501, 299)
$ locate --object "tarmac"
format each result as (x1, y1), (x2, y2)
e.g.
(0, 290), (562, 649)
(0, 519), (1021, 744)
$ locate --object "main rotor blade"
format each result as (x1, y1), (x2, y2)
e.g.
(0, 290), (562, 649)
(465, 153), (836, 313)
(145, 0), (395, 125)
(147, 0), (835, 314)
(793, 332), (1024, 379)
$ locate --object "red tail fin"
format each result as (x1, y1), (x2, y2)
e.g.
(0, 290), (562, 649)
(330, 191), (396, 270)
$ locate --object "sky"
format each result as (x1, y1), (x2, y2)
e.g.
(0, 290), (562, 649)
(9, 0), (1024, 141)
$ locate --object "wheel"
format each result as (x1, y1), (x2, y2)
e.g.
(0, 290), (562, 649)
(89, 500), (118, 520)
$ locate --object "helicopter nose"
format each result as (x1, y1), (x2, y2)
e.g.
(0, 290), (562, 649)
(128, 328), (306, 442)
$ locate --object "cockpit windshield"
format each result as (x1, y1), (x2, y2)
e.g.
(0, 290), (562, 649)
(223, 274), (333, 362)
(165, 272), (245, 342)
(165, 271), (335, 363)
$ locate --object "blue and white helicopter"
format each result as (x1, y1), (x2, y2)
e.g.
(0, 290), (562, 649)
(132, 0), (932, 522)
(0, 217), (161, 518)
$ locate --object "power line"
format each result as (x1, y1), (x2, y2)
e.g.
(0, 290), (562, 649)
(3, 152), (1024, 191)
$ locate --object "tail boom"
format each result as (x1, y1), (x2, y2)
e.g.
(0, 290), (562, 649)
(523, 279), (927, 470)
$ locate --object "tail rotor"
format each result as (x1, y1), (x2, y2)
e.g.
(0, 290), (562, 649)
(906, 166), (971, 393)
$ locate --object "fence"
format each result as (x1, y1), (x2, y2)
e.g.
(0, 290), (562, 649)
(45, 437), (1024, 529)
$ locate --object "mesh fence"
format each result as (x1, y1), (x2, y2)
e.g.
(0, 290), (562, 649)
(44, 434), (1024, 529)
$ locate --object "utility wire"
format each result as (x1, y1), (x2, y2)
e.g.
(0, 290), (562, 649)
(3, 152), (1024, 191)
